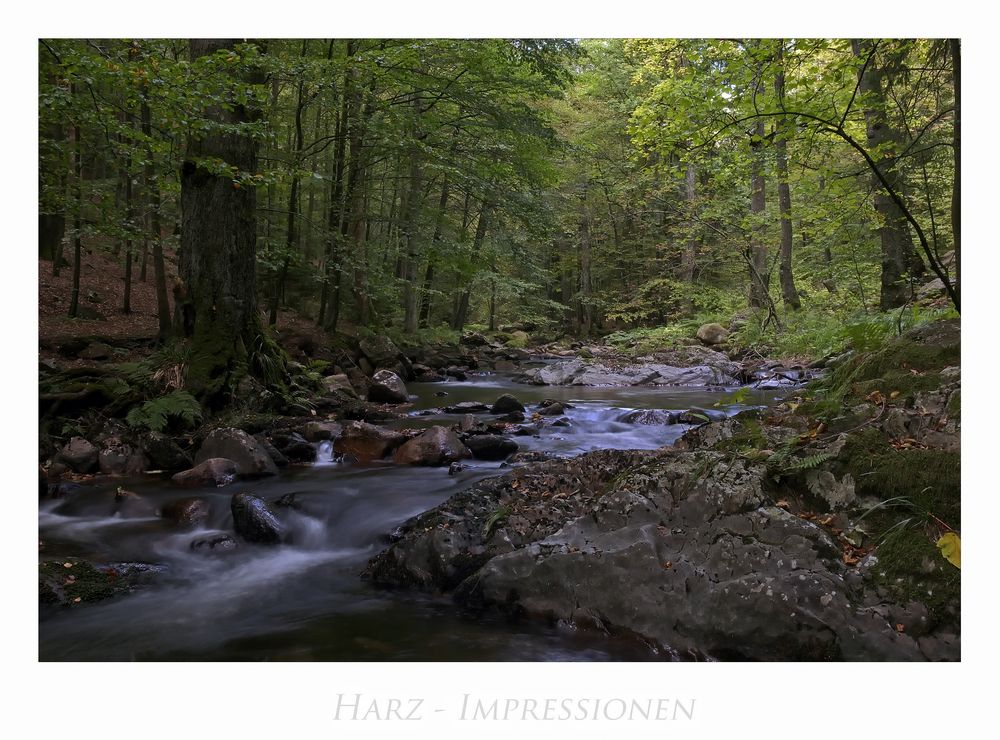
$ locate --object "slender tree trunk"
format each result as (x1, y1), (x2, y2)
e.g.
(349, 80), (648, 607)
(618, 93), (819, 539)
(318, 41), (352, 328)
(180, 39), (269, 404)
(452, 199), (492, 332)
(67, 113), (83, 319)
(774, 42), (801, 310)
(748, 118), (769, 309)
(270, 46), (308, 327)
(122, 146), (134, 314)
(401, 135), (425, 334)
(679, 160), (697, 283)
(578, 185), (593, 337)
(419, 175), (450, 327)
(141, 93), (171, 341)
(852, 39), (920, 310)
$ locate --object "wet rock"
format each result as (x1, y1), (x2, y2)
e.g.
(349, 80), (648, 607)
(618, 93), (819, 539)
(302, 421), (341, 442)
(141, 432), (193, 472)
(190, 534), (238, 553)
(160, 497), (211, 527)
(537, 401), (566, 416)
(333, 421), (406, 462)
(696, 322), (730, 345)
(494, 411), (525, 423)
(55, 437), (99, 474)
(619, 409), (677, 425)
(114, 487), (157, 518)
(231, 492), (285, 544)
(448, 462), (467, 476)
(551, 417), (571, 427)
(465, 435), (519, 461)
(443, 401), (490, 414)
(274, 492), (300, 508)
(195, 427), (278, 477)
(368, 369), (409, 404)
(434, 390), (449, 397)
(507, 451), (561, 465)
(368, 446), (925, 661)
(459, 414), (479, 432)
(491, 393), (526, 414)
(493, 360), (518, 373)
(253, 435), (288, 468)
(393, 426), (472, 466)
(269, 431), (316, 463)
(444, 366), (468, 381)
(171, 458), (238, 488)
(522, 358), (738, 387)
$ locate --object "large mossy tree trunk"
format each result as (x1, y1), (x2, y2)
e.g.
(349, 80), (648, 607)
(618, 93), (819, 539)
(179, 39), (271, 406)
(851, 39), (922, 310)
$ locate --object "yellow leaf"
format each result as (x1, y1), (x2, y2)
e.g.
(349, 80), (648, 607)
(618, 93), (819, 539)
(936, 532), (961, 569)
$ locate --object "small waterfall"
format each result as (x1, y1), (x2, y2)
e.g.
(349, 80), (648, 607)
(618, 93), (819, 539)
(314, 440), (337, 467)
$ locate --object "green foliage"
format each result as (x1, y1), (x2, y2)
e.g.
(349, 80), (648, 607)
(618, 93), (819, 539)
(125, 390), (203, 433)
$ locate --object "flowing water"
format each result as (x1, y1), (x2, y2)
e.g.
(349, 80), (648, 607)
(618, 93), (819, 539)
(38, 371), (789, 661)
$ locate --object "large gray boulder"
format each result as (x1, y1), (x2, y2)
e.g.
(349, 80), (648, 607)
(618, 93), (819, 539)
(55, 437), (99, 474)
(367, 446), (939, 661)
(368, 369), (409, 404)
(522, 359), (738, 387)
(194, 428), (278, 477)
(696, 322), (730, 345)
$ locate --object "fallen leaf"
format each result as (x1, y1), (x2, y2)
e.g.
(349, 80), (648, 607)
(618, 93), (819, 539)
(936, 532), (961, 569)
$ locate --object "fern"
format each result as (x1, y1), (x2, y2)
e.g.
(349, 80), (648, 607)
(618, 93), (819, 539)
(126, 391), (203, 433)
(781, 451), (835, 474)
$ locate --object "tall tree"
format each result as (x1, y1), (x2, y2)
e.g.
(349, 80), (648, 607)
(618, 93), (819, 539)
(179, 39), (272, 404)
(773, 41), (800, 310)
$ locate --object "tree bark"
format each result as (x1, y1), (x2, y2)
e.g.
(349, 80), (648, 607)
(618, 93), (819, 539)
(140, 93), (171, 341)
(577, 185), (593, 337)
(452, 199), (492, 332)
(747, 118), (769, 309)
(180, 39), (269, 404)
(419, 175), (451, 327)
(852, 39), (919, 310)
(67, 111), (83, 319)
(774, 42), (801, 310)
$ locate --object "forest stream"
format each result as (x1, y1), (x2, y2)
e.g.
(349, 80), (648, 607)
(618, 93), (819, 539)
(39, 368), (788, 661)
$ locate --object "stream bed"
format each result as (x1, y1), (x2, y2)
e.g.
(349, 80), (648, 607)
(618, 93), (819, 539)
(39, 373), (788, 661)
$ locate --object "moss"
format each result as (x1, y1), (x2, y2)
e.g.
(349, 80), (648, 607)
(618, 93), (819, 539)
(948, 389), (961, 421)
(844, 428), (960, 524)
(873, 527), (961, 625)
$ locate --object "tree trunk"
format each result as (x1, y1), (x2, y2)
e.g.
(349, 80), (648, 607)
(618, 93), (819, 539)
(141, 93), (171, 341)
(67, 112), (83, 319)
(578, 185), (593, 337)
(852, 39), (920, 310)
(774, 42), (801, 310)
(318, 41), (352, 328)
(180, 39), (269, 405)
(122, 146), (134, 315)
(452, 199), (492, 332)
(680, 160), (697, 283)
(747, 118), (769, 309)
(270, 47), (307, 327)
(401, 137), (425, 334)
(419, 175), (450, 328)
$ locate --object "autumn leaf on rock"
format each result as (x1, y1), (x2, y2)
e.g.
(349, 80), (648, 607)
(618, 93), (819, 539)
(936, 532), (961, 569)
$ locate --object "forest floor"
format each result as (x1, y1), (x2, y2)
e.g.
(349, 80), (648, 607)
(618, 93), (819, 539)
(38, 246), (332, 354)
